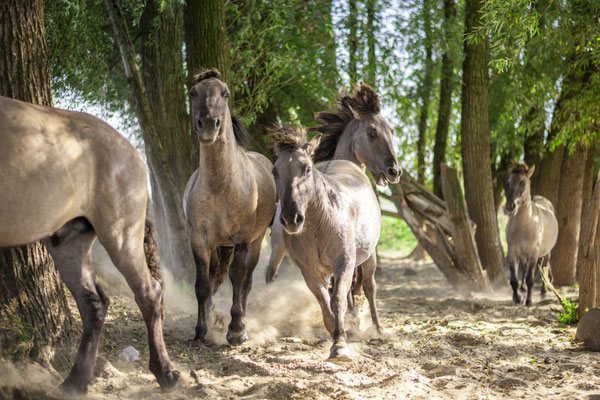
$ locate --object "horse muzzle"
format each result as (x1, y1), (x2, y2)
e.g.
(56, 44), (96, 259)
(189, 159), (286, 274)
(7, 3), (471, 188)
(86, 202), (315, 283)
(280, 213), (304, 235)
(504, 203), (517, 216)
(196, 117), (221, 144)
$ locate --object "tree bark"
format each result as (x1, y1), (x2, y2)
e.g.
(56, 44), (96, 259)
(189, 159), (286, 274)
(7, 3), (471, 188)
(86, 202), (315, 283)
(432, 0), (457, 199)
(578, 169), (600, 317)
(184, 0), (231, 88)
(551, 142), (588, 286)
(365, 0), (376, 87)
(416, 0), (433, 185)
(105, 0), (195, 281)
(0, 0), (76, 367)
(581, 142), (598, 224)
(460, 0), (506, 287)
(347, 0), (358, 85)
(523, 107), (545, 189)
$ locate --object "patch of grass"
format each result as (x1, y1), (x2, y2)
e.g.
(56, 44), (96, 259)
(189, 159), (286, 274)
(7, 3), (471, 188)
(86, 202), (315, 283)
(377, 216), (417, 256)
(556, 299), (579, 324)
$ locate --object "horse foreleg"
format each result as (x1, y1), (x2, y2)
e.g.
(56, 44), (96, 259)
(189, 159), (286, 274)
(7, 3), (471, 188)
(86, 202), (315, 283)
(227, 242), (250, 345)
(525, 257), (536, 307)
(241, 232), (266, 314)
(45, 227), (105, 394)
(192, 246), (212, 345)
(300, 268), (335, 335)
(266, 207), (286, 284)
(539, 254), (550, 298)
(361, 253), (382, 335)
(509, 256), (522, 304)
(329, 256), (355, 362)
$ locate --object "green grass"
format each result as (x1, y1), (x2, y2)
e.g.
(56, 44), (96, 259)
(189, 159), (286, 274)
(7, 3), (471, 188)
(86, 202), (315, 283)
(556, 299), (579, 325)
(378, 216), (418, 257)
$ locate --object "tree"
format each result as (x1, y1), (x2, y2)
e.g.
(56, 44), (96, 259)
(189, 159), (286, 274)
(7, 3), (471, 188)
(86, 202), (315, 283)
(347, 0), (359, 85)
(0, 0), (76, 367)
(460, 0), (506, 287)
(578, 170), (600, 316)
(365, 0), (377, 87)
(432, 0), (457, 199)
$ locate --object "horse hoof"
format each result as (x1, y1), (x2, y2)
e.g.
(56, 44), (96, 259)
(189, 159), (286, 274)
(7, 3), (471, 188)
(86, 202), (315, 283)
(158, 369), (180, 392)
(60, 379), (87, 395)
(512, 294), (522, 304)
(188, 339), (204, 348)
(519, 286), (527, 293)
(328, 346), (352, 363)
(525, 299), (532, 307)
(227, 331), (248, 346)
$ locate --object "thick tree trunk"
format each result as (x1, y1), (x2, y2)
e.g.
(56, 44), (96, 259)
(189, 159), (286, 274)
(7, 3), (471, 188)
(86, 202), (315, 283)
(184, 0), (231, 88)
(432, 0), (457, 199)
(416, 0), (433, 185)
(551, 143), (588, 286)
(105, 0), (195, 281)
(347, 0), (358, 85)
(365, 0), (376, 87)
(460, 0), (506, 287)
(581, 142), (598, 223)
(0, 0), (76, 366)
(578, 170), (600, 317)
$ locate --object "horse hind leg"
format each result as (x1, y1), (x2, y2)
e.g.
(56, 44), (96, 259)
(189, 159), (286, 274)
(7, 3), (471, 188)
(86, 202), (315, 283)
(266, 207), (286, 284)
(361, 254), (382, 335)
(44, 218), (107, 394)
(539, 255), (551, 298)
(525, 257), (536, 307)
(96, 215), (179, 390)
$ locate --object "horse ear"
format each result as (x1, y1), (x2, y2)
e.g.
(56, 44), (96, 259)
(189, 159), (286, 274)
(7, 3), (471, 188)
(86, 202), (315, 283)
(527, 164), (535, 178)
(305, 133), (322, 156)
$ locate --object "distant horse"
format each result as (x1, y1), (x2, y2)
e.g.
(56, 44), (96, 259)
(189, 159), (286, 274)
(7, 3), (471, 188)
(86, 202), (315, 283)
(266, 83), (400, 283)
(0, 96), (179, 393)
(270, 126), (382, 361)
(184, 69), (276, 346)
(505, 163), (558, 306)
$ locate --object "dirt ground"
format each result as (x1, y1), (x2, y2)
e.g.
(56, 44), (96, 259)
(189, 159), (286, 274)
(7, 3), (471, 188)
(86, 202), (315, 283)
(1, 247), (599, 400)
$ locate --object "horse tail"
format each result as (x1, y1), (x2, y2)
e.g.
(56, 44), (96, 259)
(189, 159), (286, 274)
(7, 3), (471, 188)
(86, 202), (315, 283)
(143, 209), (164, 290)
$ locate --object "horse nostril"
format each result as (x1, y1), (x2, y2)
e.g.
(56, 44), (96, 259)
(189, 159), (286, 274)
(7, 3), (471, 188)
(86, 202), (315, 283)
(295, 214), (304, 225)
(387, 167), (398, 178)
(215, 118), (221, 129)
(197, 119), (203, 129)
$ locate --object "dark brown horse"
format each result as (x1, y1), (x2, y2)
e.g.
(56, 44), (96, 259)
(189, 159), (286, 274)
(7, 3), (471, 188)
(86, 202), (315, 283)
(505, 163), (558, 306)
(0, 96), (179, 393)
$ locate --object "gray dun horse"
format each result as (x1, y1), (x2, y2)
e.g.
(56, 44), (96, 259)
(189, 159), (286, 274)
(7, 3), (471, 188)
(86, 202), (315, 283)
(505, 163), (558, 306)
(270, 126), (383, 361)
(0, 96), (179, 393)
(266, 83), (400, 284)
(184, 69), (276, 346)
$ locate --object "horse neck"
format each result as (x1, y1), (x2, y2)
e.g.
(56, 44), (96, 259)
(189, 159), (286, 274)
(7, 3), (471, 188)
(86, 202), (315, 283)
(198, 116), (244, 182)
(305, 171), (338, 230)
(514, 194), (534, 223)
(332, 122), (361, 166)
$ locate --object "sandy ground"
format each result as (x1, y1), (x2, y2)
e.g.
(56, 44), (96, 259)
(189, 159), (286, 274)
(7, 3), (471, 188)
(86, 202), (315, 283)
(1, 246), (599, 400)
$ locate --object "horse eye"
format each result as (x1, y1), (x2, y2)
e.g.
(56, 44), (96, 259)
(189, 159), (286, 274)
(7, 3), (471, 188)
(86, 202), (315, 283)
(223, 91), (230, 99)
(272, 168), (278, 178)
(305, 167), (312, 176)
(368, 129), (377, 138)
(189, 89), (197, 97)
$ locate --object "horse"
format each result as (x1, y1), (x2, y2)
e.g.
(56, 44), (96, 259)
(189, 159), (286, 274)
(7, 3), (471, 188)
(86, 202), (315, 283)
(184, 69), (276, 346)
(504, 163), (558, 306)
(266, 82), (401, 284)
(0, 96), (179, 393)
(270, 126), (383, 361)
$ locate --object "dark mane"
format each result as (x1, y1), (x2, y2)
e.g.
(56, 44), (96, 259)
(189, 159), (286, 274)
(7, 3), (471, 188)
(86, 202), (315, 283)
(509, 162), (530, 175)
(310, 83), (381, 162)
(231, 115), (249, 149)
(269, 125), (306, 155)
(193, 68), (221, 83)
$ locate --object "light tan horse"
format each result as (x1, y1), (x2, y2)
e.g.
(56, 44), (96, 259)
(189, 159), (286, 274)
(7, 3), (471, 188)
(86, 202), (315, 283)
(184, 69), (276, 346)
(505, 163), (558, 306)
(266, 83), (400, 283)
(0, 96), (179, 393)
(270, 126), (382, 361)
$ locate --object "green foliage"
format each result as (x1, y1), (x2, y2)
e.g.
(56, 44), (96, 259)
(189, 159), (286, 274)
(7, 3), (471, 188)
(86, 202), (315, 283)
(556, 299), (579, 325)
(378, 215), (418, 256)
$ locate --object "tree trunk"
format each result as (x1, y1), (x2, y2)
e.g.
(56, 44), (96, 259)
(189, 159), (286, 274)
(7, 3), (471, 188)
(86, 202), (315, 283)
(432, 0), (457, 199)
(460, 0), (506, 287)
(416, 0), (433, 185)
(523, 107), (545, 189)
(247, 101), (278, 160)
(184, 0), (231, 88)
(578, 169), (600, 317)
(581, 142), (598, 224)
(105, 0), (195, 281)
(0, 0), (76, 367)
(365, 0), (376, 87)
(347, 0), (358, 85)
(551, 143), (588, 286)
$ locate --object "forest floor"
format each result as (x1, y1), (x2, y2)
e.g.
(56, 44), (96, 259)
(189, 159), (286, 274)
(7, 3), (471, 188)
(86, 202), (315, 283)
(1, 247), (599, 400)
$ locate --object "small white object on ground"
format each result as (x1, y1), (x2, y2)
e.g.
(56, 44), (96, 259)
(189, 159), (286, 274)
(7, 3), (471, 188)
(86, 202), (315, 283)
(118, 346), (140, 362)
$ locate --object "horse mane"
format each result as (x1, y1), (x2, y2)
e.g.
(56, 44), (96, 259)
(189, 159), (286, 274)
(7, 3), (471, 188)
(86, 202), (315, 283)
(509, 162), (530, 175)
(310, 83), (381, 162)
(191, 68), (248, 149)
(269, 125), (306, 154)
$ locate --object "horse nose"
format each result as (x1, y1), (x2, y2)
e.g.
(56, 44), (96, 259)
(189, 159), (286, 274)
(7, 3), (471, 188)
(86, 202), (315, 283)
(197, 119), (203, 129)
(387, 166), (399, 179)
(200, 117), (219, 131)
(215, 118), (221, 130)
(505, 202), (515, 212)
(294, 213), (304, 226)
